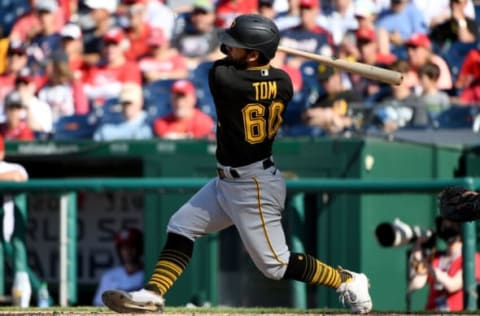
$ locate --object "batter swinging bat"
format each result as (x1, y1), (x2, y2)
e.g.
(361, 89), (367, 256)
(278, 45), (403, 86)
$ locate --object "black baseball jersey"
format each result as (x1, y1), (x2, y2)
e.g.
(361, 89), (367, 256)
(209, 59), (293, 167)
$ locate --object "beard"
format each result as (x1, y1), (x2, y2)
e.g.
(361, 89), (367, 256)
(225, 55), (248, 69)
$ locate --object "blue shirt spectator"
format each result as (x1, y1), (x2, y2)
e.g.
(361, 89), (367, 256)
(93, 83), (153, 141)
(376, 0), (427, 54)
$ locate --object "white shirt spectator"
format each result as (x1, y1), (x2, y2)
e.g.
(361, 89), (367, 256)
(318, 2), (358, 45)
(92, 266), (144, 306)
(38, 84), (75, 124)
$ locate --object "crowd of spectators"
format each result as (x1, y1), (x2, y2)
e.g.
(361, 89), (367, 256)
(0, 0), (478, 141)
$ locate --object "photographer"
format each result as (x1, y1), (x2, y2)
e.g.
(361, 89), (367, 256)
(408, 216), (480, 311)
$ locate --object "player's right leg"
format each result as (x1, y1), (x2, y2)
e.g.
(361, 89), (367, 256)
(102, 179), (232, 313)
(283, 253), (372, 314)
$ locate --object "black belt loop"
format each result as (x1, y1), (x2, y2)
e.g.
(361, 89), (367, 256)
(217, 158), (275, 179)
(263, 158), (274, 169)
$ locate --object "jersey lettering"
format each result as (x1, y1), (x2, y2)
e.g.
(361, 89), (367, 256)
(242, 101), (285, 144)
(252, 81), (277, 100)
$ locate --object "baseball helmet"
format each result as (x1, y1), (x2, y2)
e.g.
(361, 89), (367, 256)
(218, 14), (280, 60)
(115, 227), (143, 255)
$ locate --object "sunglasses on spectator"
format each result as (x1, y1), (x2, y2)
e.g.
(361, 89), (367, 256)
(121, 101), (133, 106)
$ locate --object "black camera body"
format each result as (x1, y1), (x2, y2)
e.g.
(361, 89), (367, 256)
(375, 218), (436, 248)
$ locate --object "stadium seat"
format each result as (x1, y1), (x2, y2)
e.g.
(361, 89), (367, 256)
(143, 79), (175, 121)
(432, 106), (478, 129)
(53, 114), (99, 140)
(96, 98), (124, 125)
(0, 0), (29, 35)
(190, 61), (216, 120)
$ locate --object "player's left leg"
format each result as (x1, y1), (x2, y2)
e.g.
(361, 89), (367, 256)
(103, 179), (232, 313)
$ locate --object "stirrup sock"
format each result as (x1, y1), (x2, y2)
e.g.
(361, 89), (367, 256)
(145, 232), (193, 295)
(282, 253), (351, 288)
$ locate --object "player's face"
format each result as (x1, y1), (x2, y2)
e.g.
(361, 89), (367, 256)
(223, 45), (249, 69)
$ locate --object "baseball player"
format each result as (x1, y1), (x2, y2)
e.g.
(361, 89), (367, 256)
(102, 14), (372, 314)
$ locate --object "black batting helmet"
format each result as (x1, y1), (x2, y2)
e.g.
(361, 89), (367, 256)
(218, 14), (280, 60)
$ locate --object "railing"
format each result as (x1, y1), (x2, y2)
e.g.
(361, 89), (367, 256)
(0, 177), (478, 310)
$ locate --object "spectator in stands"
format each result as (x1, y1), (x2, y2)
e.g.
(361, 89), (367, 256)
(0, 41), (29, 117)
(275, 0), (302, 31)
(375, 0), (427, 55)
(81, 0), (119, 66)
(138, 28), (189, 83)
(153, 80), (214, 139)
(350, 27), (397, 102)
(153, 79), (214, 140)
(38, 50), (89, 124)
(59, 23), (86, 80)
(257, 0), (277, 19)
(404, 33), (453, 92)
(372, 59), (417, 133)
(353, 0), (378, 31)
(301, 64), (362, 135)
(413, 0), (476, 28)
(172, 0), (223, 71)
(319, 0), (358, 46)
(93, 82), (152, 141)
(215, 0), (258, 28)
(28, 0), (63, 69)
(457, 77), (480, 104)
(416, 62), (451, 120)
(121, 0), (153, 61)
(123, 0), (175, 40)
(9, 0), (65, 42)
(0, 91), (35, 141)
(429, 0), (478, 47)
(280, 0), (334, 68)
(455, 48), (480, 90)
(82, 27), (142, 107)
(93, 227), (144, 306)
(14, 68), (53, 136)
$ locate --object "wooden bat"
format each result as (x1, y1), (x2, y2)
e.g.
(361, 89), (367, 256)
(278, 45), (403, 85)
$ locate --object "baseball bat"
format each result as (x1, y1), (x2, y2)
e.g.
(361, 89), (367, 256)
(278, 45), (403, 85)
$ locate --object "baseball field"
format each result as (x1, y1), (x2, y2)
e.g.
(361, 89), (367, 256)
(0, 307), (476, 316)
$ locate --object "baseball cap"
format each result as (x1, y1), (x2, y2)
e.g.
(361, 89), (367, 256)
(193, 0), (214, 12)
(171, 80), (195, 95)
(84, 0), (118, 13)
(0, 135), (4, 152)
(119, 83), (143, 104)
(103, 28), (125, 44)
(356, 27), (376, 42)
(405, 33), (431, 50)
(300, 0), (319, 8)
(15, 67), (34, 84)
(114, 227), (143, 254)
(35, 0), (58, 12)
(60, 23), (82, 40)
(5, 91), (25, 108)
(354, 0), (377, 17)
(317, 63), (336, 81)
(7, 40), (27, 55)
(148, 28), (166, 47)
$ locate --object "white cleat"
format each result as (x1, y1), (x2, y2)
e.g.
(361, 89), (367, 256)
(336, 269), (373, 314)
(102, 288), (165, 313)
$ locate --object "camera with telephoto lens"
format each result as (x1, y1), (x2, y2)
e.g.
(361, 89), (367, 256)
(375, 218), (436, 248)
